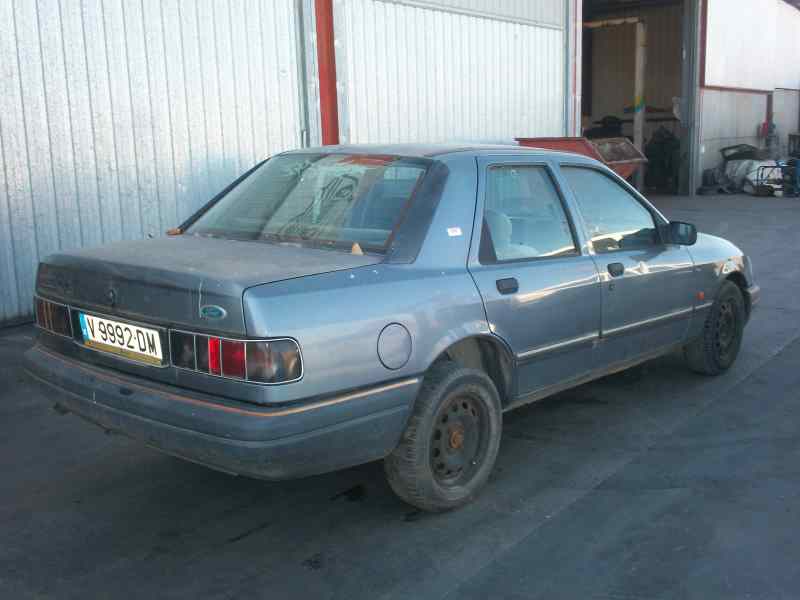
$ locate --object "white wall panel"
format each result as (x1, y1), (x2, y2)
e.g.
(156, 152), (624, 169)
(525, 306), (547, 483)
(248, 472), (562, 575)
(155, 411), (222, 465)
(698, 88), (767, 172)
(774, 1), (800, 90)
(379, 0), (564, 27)
(774, 89), (800, 153)
(335, 0), (566, 145)
(705, 0), (800, 91)
(0, 0), (304, 324)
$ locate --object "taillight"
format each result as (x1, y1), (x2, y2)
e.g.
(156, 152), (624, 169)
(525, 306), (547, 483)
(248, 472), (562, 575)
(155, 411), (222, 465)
(170, 331), (195, 369)
(196, 335), (210, 372)
(246, 340), (302, 383)
(208, 337), (221, 375)
(170, 331), (302, 384)
(221, 340), (245, 379)
(34, 297), (72, 338)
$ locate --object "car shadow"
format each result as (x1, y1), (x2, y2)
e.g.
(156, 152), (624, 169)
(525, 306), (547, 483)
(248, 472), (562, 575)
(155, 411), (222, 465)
(5, 347), (732, 598)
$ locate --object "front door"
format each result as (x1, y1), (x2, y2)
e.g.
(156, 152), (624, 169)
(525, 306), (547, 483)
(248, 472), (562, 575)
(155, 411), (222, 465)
(557, 165), (696, 366)
(468, 157), (602, 400)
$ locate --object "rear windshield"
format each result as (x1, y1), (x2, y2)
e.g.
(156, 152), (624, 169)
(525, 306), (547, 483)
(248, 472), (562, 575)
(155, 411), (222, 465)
(187, 153), (429, 254)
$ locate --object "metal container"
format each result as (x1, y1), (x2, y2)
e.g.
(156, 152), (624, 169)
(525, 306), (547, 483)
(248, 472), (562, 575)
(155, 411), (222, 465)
(516, 136), (647, 179)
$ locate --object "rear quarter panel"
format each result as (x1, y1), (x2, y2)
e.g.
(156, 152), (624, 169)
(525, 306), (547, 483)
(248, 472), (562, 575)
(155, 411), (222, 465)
(243, 265), (488, 403)
(242, 153), (490, 404)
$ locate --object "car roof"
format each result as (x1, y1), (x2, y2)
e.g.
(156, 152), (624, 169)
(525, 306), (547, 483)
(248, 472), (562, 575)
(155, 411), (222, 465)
(279, 142), (591, 161)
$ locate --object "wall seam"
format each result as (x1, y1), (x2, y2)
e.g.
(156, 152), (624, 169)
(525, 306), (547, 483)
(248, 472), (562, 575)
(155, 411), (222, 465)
(140, 0), (163, 234)
(37, 0), (63, 249)
(78, 0), (103, 242)
(120, 0), (145, 238)
(12, 0), (42, 272)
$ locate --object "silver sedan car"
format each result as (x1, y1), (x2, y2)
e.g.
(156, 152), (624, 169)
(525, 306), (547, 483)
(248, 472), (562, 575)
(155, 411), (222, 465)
(26, 144), (759, 511)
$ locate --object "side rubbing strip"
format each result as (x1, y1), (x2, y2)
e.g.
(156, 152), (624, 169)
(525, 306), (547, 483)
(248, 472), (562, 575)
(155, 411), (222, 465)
(517, 332), (599, 361)
(603, 307), (694, 337)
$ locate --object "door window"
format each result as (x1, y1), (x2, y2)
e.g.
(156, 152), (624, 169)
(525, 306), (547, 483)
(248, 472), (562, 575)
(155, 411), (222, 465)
(560, 167), (658, 253)
(480, 165), (577, 263)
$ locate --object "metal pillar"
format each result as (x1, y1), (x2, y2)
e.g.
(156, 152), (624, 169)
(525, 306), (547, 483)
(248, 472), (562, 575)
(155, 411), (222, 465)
(314, 0), (339, 145)
(633, 20), (647, 190)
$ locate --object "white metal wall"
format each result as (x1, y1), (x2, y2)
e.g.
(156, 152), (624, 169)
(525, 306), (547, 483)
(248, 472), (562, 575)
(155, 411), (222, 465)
(773, 89), (800, 153)
(705, 0), (800, 91)
(333, 0), (566, 144)
(386, 0), (564, 27)
(0, 0), (304, 324)
(698, 89), (767, 172)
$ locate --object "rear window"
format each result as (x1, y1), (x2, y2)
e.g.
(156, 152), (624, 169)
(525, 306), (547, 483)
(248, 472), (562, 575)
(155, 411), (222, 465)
(187, 153), (428, 254)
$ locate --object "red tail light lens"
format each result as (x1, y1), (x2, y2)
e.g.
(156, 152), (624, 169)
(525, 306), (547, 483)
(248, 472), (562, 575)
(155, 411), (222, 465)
(208, 337), (221, 375)
(221, 340), (246, 379)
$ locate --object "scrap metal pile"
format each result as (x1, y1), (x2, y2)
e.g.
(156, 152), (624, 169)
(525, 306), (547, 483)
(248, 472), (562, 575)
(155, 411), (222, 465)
(698, 144), (800, 198)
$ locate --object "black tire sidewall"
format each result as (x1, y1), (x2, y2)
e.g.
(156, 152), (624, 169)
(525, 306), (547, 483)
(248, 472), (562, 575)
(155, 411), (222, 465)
(422, 372), (502, 506)
(388, 364), (502, 511)
(709, 282), (746, 371)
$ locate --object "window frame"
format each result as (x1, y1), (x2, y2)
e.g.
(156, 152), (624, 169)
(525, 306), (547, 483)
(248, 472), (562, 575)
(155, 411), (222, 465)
(557, 163), (667, 254)
(477, 161), (582, 266)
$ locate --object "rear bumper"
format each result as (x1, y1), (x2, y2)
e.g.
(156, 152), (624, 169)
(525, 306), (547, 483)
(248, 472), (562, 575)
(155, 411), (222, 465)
(24, 345), (419, 480)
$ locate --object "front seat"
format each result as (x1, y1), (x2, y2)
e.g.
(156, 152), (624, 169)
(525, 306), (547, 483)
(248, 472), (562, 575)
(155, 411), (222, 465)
(484, 209), (537, 260)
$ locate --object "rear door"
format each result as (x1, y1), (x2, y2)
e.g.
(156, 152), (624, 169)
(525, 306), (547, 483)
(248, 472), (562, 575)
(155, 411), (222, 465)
(468, 156), (602, 400)
(557, 164), (696, 366)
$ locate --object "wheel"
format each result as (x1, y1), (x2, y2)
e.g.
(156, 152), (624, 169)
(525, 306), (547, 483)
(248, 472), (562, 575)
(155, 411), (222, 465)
(384, 361), (502, 512)
(684, 281), (746, 375)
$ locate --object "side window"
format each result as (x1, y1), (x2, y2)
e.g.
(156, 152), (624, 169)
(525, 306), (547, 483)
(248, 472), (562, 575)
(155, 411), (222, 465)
(560, 167), (658, 253)
(480, 165), (577, 263)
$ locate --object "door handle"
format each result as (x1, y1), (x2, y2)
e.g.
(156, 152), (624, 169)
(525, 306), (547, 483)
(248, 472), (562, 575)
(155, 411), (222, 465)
(496, 277), (519, 295)
(607, 262), (625, 277)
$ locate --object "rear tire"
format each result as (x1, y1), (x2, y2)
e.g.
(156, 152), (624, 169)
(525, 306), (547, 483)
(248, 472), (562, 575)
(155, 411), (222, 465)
(684, 281), (745, 375)
(384, 361), (502, 512)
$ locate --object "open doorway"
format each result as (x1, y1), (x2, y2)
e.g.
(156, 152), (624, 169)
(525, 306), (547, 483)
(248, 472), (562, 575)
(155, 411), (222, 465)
(581, 0), (689, 194)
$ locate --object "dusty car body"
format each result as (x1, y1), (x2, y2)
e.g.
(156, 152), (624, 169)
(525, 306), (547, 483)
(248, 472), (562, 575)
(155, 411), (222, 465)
(26, 144), (759, 511)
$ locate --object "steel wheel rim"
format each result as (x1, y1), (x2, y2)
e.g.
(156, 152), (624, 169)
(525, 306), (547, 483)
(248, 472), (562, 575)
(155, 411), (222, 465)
(429, 392), (489, 487)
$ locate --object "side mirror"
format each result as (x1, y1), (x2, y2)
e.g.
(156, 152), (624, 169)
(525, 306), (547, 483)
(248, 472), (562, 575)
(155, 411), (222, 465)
(668, 221), (697, 246)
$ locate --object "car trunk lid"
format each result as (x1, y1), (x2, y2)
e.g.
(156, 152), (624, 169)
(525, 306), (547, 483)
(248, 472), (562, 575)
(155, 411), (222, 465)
(37, 235), (381, 335)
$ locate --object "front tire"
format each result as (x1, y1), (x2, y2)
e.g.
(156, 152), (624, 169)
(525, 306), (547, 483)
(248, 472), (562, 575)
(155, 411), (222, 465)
(684, 281), (746, 375)
(384, 362), (502, 512)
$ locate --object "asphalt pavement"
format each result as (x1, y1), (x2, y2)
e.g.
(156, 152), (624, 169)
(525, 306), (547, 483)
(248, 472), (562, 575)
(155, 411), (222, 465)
(2, 193), (800, 599)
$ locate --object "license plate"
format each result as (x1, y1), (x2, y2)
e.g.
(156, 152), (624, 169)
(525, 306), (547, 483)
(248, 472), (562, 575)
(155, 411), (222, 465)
(78, 313), (163, 365)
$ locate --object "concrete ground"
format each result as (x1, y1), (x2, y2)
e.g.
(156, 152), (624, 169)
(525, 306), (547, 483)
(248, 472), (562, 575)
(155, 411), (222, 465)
(2, 194), (800, 599)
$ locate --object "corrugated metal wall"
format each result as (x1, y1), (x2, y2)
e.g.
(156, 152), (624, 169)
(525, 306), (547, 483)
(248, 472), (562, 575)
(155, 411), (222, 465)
(386, 0), (564, 27)
(774, 89), (800, 155)
(705, 0), (800, 91)
(334, 0), (566, 144)
(698, 89), (767, 172)
(0, 0), (304, 324)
